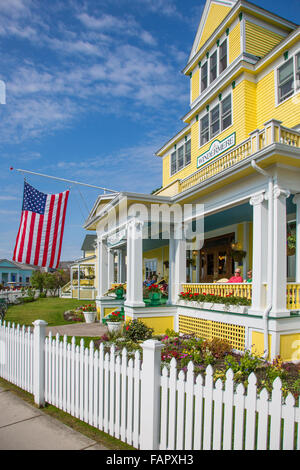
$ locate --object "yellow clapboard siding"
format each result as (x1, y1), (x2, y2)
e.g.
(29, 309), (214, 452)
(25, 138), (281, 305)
(245, 21), (283, 57)
(229, 21), (240, 63)
(256, 69), (300, 129)
(191, 69), (200, 103)
(197, 3), (231, 52)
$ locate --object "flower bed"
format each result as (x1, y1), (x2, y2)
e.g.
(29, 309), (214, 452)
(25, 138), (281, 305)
(94, 327), (300, 401)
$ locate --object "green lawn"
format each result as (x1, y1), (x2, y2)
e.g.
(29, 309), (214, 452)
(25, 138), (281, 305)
(5, 297), (91, 327)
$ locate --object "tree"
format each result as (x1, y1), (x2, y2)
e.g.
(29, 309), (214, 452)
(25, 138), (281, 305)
(30, 270), (46, 293)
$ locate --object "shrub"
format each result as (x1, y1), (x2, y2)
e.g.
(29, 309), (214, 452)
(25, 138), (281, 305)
(22, 296), (35, 303)
(202, 338), (232, 359)
(123, 319), (154, 342)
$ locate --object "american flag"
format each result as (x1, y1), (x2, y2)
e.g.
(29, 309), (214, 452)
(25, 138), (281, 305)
(13, 182), (69, 268)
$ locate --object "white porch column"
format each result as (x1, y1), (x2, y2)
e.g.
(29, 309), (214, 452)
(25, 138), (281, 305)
(293, 194), (300, 283)
(172, 237), (186, 305)
(124, 220), (145, 308)
(70, 267), (73, 298)
(248, 192), (268, 315)
(167, 237), (175, 305)
(196, 250), (201, 283)
(271, 186), (290, 317)
(117, 248), (126, 284)
(97, 237), (108, 298)
(77, 263), (81, 300)
(108, 248), (115, 287)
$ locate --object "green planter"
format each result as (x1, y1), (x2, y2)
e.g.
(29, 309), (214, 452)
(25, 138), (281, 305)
(115, 288), (124, 300)
(149, 291), (162, 306)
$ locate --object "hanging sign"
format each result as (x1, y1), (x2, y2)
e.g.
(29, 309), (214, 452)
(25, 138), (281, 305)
(197, 132), (236, 168)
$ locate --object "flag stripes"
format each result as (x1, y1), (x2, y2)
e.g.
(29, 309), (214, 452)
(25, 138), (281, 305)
(13, 182), (69, 269)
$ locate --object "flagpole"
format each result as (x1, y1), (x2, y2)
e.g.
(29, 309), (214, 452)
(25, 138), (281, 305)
(10, 167), (119, 194)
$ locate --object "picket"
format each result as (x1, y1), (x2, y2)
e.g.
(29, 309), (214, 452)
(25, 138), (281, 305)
(0, 321), (299, 451)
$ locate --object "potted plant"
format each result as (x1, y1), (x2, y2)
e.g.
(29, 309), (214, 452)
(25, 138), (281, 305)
(104, 284), (126, 300)
(147, 284), (162, 306)
(81, 304), (97, 323)
(287, 231), (296, 256)
(105, 310), (124, 333)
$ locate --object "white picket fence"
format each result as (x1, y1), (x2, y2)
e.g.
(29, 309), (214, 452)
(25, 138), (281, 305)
(0, 320), (299, 450)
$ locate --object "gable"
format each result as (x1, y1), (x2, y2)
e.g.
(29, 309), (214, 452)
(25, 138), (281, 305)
(245, 21), (285, 58)
(0, 259), (16, 268)
(190, 0), (236, 60)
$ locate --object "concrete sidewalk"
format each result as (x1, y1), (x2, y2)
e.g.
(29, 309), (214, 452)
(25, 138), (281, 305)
(46, 321), (108, 338)
(0, 386), (108, 450)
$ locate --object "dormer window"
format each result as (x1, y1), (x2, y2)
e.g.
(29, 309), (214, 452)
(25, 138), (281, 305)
(219, 39), (227, 73)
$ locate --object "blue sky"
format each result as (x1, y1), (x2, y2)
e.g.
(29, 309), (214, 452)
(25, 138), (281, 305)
(0, 0), (299, 262)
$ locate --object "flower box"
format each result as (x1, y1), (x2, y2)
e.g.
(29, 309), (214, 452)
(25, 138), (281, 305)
(178, 300), (248, 314)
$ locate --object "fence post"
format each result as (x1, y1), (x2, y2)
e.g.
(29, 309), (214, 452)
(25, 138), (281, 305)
(33, 319), (48, 407)
(140, 339), (163, 450)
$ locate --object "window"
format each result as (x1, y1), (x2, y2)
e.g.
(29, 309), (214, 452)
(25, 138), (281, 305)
(170, 139), (191, 176)
(201, 62), (208, 92)
(221, 95), (232, 130)
(277, 53), (300, 104)
(219, 39), (227, 74)
(200, 114), (209, 146)
(296, 52), (300, 88)
(278, 58), (294, 103)
(171, 151), (177, 175)
(200, 94), (232, 146)
(185, 140), (191, 165)
(177, 145), (184, 171)
(210, 50), (217, 83)
(210, 104), (220, 138)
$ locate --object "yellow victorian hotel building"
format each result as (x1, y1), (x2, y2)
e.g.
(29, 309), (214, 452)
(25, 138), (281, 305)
(83, 0), (300, 361)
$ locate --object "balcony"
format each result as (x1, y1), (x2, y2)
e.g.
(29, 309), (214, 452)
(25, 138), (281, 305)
(179, 120), (300, 194)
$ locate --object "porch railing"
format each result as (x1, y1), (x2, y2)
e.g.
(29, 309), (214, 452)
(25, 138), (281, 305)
(179, 121), (300, 193)
(286, 283), (300, 310)
(181, 283), (252, 300)
(182, 283), (300, 311)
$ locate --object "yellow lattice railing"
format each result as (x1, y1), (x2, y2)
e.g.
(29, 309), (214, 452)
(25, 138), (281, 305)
(287, 284), (300, 310)
(178, 315), (246, 351)
(181, 283), (252, 300)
